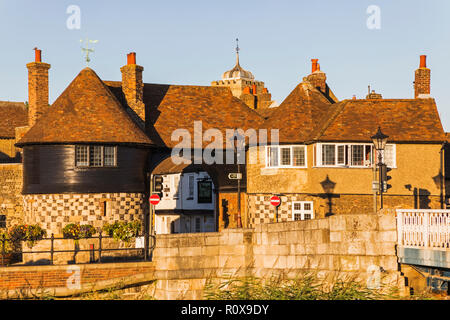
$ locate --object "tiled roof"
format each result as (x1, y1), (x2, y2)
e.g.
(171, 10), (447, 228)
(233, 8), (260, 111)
(16, 68), (154, 147)
(106, 82), (266, 148)
(0, 101), (28, 138)
(262, 81), (336, 143)
(317, 99), (446, 142)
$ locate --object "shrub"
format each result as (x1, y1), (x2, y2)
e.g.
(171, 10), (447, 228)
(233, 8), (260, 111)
(0, 229), (12, 254)
(8, 224), (46, 248)
(102, 221), (141, 243)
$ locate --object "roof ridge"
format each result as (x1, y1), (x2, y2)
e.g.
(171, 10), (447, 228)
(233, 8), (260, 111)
(310, 100), (348, 141)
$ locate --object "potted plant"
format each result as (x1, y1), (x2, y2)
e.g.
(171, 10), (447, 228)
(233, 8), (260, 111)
(8, 224), (46, 249)
(62, 223), (96, 245)
(103, 221), (141, 243)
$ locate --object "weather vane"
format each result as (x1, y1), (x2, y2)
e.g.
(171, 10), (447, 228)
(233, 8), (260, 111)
(80, 38), (98, 66)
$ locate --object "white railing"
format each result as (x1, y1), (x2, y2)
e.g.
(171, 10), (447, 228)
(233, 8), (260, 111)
(396, 209), (450, 249)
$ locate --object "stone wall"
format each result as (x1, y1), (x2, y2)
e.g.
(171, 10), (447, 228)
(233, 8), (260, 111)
(152, 212), (407, 299)
(0, 164), (23, 227)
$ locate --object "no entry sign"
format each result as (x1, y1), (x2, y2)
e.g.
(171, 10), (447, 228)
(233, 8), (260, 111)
(270, 195), (281, 207)
(149, 194), (161, 205)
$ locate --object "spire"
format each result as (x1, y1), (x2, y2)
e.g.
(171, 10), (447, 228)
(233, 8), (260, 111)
(235, 38), (240, 66)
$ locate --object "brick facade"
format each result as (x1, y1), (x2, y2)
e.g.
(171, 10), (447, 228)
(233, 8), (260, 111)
(120, 55), (145, 124)
(23, 192), (147, 235)
(26, 61), (50, 127)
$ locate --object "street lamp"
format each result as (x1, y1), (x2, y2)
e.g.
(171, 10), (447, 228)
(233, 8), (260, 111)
(371, 127), (389, 209)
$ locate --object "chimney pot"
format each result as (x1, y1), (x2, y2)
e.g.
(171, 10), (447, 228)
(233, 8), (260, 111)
(127, 52), (136, 65)
(311, 59), (319, 73)
(419, 55), (427, 68)
(34, 48), (41, 63)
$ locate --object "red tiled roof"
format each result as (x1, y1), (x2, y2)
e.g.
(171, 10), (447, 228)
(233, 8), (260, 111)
(317, 99), (446, 142)
(16, 68), (154, 147)
(262, 81), (336, 143)
(0, 101), (28, 138)
(106, 82), (266, 148)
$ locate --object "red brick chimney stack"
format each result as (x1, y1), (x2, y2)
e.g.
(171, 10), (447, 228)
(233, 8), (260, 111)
(306, 58), (327, 92)
(414, 55), (431, 98)
(120, 52), (145, 124)
(311, 59), (319, 73)
(26, 48), (50, 127)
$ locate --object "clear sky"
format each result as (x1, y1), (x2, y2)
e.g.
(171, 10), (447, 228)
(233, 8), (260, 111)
(1, 0), (449, 130)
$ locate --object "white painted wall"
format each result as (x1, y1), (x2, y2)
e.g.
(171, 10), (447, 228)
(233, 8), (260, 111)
(153, 171), (215, 234)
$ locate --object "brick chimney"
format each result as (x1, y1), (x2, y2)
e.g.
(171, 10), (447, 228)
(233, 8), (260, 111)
(120, 52), (145, 123)
(306, 58), (327, 92)
(26, 48), (50, 127)
(414, 55), (431, 98)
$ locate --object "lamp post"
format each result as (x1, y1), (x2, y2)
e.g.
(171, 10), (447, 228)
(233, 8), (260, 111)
(233, 136), (243, 228)
(371, 127), (389, 210)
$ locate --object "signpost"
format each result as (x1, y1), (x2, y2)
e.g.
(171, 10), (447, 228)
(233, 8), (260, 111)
(228, 173), (242, 180)
(270, 195), (281, 222)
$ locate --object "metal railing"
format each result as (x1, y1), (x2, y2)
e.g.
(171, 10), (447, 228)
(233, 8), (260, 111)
(0, 232), (156, 266)
(396, 209), (450, 249)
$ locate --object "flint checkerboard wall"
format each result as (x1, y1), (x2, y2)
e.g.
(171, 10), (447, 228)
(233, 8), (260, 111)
(23, 192), (147, 235)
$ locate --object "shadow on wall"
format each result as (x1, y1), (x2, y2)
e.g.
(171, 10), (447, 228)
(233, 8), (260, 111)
(222, 199), (229, 229)
(404, 185), (431, 209)
(0, 151), (21, 163)
(320, 175), (338, 217)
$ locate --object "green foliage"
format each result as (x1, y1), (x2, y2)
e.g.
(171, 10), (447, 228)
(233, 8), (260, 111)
(8, 224), (46, 248)
(102, 221), (141, 243)
(62, 223), (96, 240)
(204, 273), (395, 300)
(0, 229), (13, 254)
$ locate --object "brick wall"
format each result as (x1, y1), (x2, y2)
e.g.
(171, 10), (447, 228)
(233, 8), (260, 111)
(0, 262), (154, 297)
(0, 164), (23, 227)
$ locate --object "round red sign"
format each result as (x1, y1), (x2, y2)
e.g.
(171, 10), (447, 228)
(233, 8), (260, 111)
(270, 195), (281, 207)
(149, 194), (161, 205)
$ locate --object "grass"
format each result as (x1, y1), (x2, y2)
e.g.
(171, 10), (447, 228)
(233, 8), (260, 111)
(203, 273), (436, 300)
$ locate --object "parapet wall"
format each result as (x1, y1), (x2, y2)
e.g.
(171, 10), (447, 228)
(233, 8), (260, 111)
(152, 213), (406, 299)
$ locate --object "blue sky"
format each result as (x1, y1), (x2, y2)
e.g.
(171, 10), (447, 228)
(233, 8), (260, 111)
(1, 0), (450, 130)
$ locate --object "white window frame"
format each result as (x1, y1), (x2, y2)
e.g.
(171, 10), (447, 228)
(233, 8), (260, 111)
(375, 144), (397, 168)
(316, 143), (396, 168)
(172, 175), (180, 199)
(291, 201), (314, 221)
(265, 145), (307, 168)
(75, 145), (117, 168)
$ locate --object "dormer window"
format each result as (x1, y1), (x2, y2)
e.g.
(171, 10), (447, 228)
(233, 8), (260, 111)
(75, 145), (117, 167)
